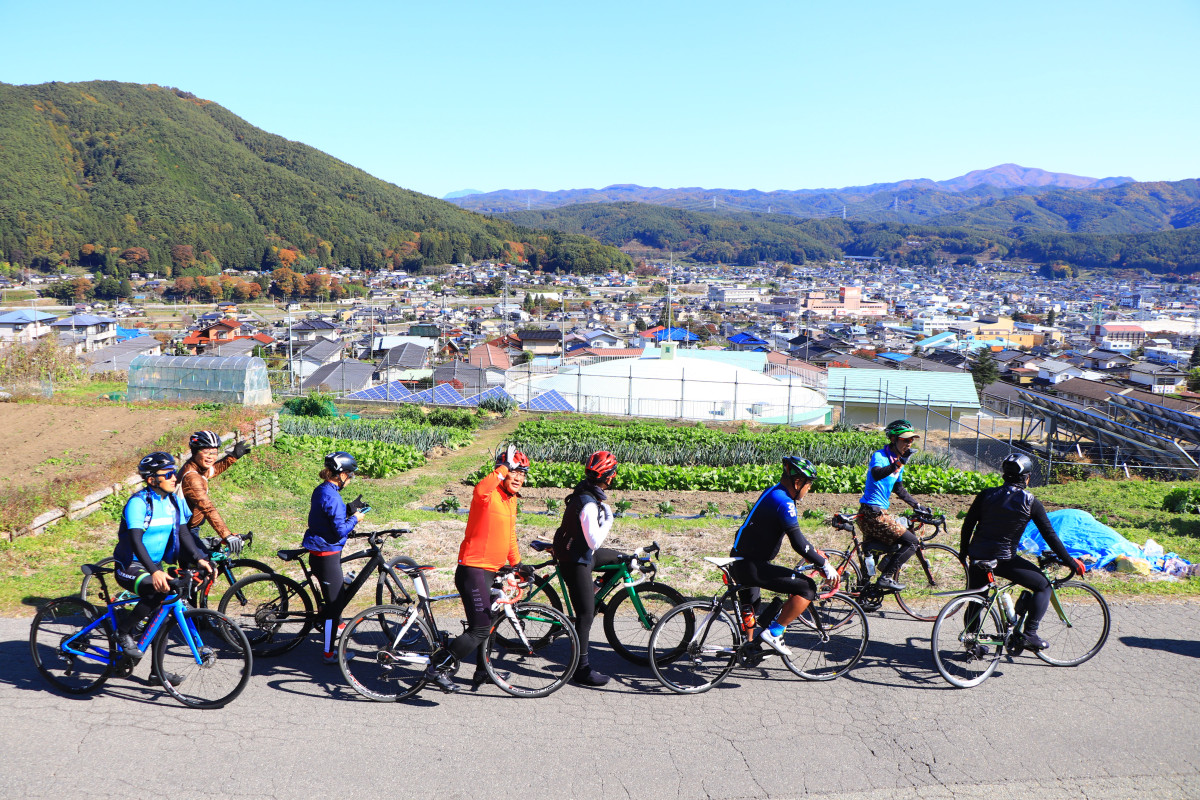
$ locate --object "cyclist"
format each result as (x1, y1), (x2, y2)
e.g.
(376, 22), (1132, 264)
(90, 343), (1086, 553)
(179, 430), (251, 555)
(424, 444), (531, 693)
(960, 453), (1086, 650)
(730, 456), (838, 658)
(552, 449), (623, 687)
(113, 452), (213, 681)
(858, 419), (931, 592)
(301, 451), (367, 664)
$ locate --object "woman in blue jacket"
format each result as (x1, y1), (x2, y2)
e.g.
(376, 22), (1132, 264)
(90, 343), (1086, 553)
(302, 451), (366, 663)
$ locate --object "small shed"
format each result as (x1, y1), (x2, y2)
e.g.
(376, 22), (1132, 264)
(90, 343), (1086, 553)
(127, 354), (272, 405)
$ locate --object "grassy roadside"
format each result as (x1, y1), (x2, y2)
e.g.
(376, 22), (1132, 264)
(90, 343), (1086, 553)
(4, 410), (1199, 615)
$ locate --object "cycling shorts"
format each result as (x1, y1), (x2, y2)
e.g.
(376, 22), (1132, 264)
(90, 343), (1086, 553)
(729, 560), (817, 601)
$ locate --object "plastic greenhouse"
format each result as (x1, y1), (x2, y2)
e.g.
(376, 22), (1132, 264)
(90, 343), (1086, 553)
(127, 355), (273, 405)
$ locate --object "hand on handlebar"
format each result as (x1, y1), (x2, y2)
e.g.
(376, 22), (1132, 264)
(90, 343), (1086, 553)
(224, 534), (245, 556)
(821, 562), (839, 587)
(515, 563), (536, 580)
(1072, 558), (1087, 577)
(151, 569), (171, 593)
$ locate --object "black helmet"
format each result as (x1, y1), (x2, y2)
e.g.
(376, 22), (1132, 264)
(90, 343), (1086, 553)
(189, 430), (221, 451)
(138, 451), (176, 478)
(782, 455), (818, 481)
(1002, 453), (1034, 481)
(324, 451), (358, 475)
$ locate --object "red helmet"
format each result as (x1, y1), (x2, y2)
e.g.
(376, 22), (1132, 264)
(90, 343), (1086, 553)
(584, 450), (618, 479)
(510, 450), (530, 472)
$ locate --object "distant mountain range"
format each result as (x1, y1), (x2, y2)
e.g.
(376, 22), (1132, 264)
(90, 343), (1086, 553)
(446, 164), (1137, 219)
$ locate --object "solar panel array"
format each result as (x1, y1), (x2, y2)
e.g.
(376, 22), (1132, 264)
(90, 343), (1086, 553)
(1017, 390), (1197, 468)
(345, 381), (412, 401)
(462, 386), (518, 406)
(520, 389), (575, 412)
(405, 383), (467, 406)
(1107, 394), (1200, 446)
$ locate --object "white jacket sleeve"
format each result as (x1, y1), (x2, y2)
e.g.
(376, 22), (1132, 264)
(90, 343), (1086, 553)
(580, 501), (614, 550)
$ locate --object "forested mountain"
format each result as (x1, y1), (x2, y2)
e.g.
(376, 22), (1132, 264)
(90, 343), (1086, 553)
(0, 81), (630, 277)
(502, 201), (1200, 275)
(447, 165), (1137, 219)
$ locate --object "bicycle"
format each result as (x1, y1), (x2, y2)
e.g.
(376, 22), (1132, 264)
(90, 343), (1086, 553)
(647, 556), (868, 694)
(80, 532), (273, 609)
(30, 564), (253, 708)
(521, 539), (684, 665)
(930, 553), (1111, 688)
(810, 510), (967, 621)
(338, 566), (580, 700)
(216, 528), (420, 656)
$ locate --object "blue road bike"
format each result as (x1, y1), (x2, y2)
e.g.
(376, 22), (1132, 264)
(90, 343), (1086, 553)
(30, 563), (253, 708)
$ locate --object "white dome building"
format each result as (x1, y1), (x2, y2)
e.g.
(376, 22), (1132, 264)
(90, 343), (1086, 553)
(509, 346), (830, 425)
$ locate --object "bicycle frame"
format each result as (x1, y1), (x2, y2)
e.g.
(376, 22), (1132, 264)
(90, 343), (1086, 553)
(292, 535), (416, 616)
(525, 543), (659, 628)
(62, 592), (208, 668)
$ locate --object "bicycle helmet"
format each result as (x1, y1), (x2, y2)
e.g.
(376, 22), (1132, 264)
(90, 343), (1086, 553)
(584, 450), (618, 480)
(884, 419), (919, 439)
(189, 430), (222, 451)
(1001, 452), (1034, 481)
(138, 451), (176, 478)
(324, 451), (358, 475)
(782, 455), (818, 481)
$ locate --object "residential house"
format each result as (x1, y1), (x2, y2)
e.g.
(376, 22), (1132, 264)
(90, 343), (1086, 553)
(516, 328), (565, 356)
(432, 361), (490, 395)
(302, 359), (375, 395)
(468, 343), (511, 370)
(0, 309), (56, 344)
(727, 331), (771, 352)
(82, 335), (162, 374)
(50, 314), (118, 353)
(1034, 360), (1084, 386)
(290, 318), (340, 343)
(290, 337), (344, 380)
(1129, 362), (1186, 395)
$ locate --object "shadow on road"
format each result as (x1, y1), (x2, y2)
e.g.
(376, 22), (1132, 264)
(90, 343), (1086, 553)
(1119, 635), (1200, 659)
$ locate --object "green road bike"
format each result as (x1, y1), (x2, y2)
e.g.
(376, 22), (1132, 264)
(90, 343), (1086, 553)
(523, 539), (684, 666)
(931, 553), (1111, 688)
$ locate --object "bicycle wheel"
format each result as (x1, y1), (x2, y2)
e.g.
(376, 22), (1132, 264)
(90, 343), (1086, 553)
(603, 582), (686, 666)
(484, 603), (579, 698)
(648, 600), (736, 694)
(1035, 581), (1110, 667)
(931, 594), (1004, 688)
(199, 558), (275, 609)
(782, 593), (868, 681)
(152, 607), (252, 709)
(30, 598), (114, 694)
(218, 573), (314, 657)
(525, 577), (564, 614)
(340, 604), (435, 702)
(896, 544), (967, 621)
(376, 555), (425, 607)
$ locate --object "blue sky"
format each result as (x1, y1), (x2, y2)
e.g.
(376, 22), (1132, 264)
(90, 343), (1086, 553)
(3, 0), (1197, 198)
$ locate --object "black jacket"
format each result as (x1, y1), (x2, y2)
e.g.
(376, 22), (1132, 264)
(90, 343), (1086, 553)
(960, 483), (1072, 565)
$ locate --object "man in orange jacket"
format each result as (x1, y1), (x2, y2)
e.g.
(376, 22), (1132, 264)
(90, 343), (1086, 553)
(424, 444), (531, 693)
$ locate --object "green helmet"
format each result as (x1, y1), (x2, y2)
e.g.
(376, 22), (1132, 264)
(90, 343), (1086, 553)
(782, 456), (817, 481)
(884, 419), (918, 439)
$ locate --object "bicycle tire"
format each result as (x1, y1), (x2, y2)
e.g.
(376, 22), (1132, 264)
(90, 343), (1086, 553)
(198, 558), (275, 609)
(30, 598), (115, 694)
(896, 544), (968, 621)
(376, 555), (425, 607)
(340, 604), (435, 702)
(152, 607), (252, 709)
(485, 603), (579, 698)
(648, 600), (736, 694)
(218, 573), (314, 657)
(78, 557), (135, 608)
(1035, 581), (1110, 667)
(781, 592), (869, 681)
(931, 594), (1004, 688)
(525, 577), (564, 614)
(602, 582), (686, 666)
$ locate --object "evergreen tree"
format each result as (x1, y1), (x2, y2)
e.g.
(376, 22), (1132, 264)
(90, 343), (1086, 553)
(970, 347), (1000, 393)
(1189, 341), (1200, 371)
(1046, 308), (1057, 327)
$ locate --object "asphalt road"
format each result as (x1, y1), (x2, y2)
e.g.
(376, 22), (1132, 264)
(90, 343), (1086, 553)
(2, 599), (1198, 800)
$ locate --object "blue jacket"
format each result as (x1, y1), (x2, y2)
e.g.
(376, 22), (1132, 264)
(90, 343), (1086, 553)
(731, 483), (824, 566)
(302, 481), (358, 552)
(113, 487), (195, 571)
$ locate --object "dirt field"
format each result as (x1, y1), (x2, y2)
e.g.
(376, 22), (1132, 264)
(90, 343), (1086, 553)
(0, 404), (197, 490)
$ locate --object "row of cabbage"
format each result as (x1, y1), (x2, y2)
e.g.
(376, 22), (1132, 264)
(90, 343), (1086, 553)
(468, 460), (1002, 495)
(510, 419), (950, 469)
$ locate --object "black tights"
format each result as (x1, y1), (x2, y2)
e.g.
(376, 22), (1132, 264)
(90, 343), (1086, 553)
(562, 548), (621, 669)
(310, 552), (345, 653)
(877, 530), (920, 578)
(430, 565), (495, 673)
(968, 556), (1052, 631)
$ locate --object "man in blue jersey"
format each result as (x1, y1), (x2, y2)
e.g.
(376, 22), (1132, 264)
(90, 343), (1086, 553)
(730, 456), (838, 657)
(112, 452), (212, 668)
(858, 420), (930, 592)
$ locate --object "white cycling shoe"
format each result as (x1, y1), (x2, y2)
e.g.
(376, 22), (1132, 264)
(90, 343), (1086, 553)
(758, 628), (792, 659)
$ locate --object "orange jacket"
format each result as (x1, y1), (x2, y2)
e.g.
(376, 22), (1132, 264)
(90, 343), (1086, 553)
(457, 466), (520, 571)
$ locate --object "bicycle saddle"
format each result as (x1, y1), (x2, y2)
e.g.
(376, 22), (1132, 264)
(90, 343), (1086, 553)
(704, 556), (742, 568)
(80, 563), (114, 576)
(277, 548), (308, 562)
(529, 540), (554, 553)
(973, 559), (998, 570)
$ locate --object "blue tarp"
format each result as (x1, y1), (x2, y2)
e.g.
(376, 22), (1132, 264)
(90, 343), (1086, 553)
(1019, 509), (1145, 570)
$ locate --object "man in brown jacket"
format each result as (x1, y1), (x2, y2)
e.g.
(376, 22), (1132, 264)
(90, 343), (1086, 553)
(179, 430), (251, 554)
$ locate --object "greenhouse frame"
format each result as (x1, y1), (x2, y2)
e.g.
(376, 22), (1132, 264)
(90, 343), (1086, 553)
(127, 354), (273, 405)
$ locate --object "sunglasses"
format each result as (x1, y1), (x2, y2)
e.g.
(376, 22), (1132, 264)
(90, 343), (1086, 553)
(155, 468), (177, 479)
